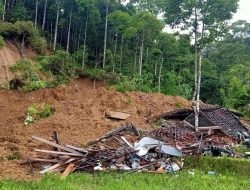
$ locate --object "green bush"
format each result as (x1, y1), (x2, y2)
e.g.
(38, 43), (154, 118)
(10, 59), (40, 81)
(0, 35), (4, 49)
(114, 74), (154, 93)
(10, 59), (47, 91)
(27, 103), (55, 122)
(23, 80), (46, 91)
(29, 35), (47, 55)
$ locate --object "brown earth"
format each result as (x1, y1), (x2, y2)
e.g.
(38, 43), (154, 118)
(0, 78), (191, 180)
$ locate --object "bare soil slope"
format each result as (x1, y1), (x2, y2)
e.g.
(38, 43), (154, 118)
(0, 41), (37, 83)
(0, 78), (191, 180)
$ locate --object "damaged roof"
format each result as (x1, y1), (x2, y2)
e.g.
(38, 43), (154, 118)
(158, 108), (248, 138)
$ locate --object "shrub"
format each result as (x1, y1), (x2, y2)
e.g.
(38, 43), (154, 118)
(11, 59), (40, 81)
(29, 35), (47, 55)
(25, 103), (55, 124)
(0, 35), (4, 49)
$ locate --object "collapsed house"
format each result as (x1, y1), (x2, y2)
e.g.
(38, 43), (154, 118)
(156, 107), (248, 139)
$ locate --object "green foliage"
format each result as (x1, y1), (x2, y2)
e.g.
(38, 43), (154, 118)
(10, 59), (47, 91)
(29, 35), (47, 55)
(9, 3), (30, 22)
(0, 21), (47, 55)
(0, 2), (4, 16)
(10, 59), (39, 81)
(44, 50), (77, 77)
(114, 74), (154, 93)
(0, 36), (4, 49)
(27, 103), (55, 120)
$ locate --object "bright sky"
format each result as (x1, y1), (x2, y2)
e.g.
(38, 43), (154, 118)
(232, 0), (250, 22)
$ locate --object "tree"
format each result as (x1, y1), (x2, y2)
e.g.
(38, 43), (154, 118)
(9, 3), (30, 22)
(109, 10), (131, 72)
(164, 0), (239, 131)
(53, 1), (60, 51)
(102, 0), (109, 69)
(42, 0), (48, 30)
(128, 11), (163, 75)
(34, 0), (38, 28)
(2, 0), (6, 21)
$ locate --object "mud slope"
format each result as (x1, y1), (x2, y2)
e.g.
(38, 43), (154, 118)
(0, 41), (37, 84)
(0, 78), (191, 180)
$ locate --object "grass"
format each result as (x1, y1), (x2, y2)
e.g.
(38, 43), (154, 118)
(0, 157), (250, 190)
(0, 171), (249, 190)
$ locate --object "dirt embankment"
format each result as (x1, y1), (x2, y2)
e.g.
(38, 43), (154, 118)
(0, 41), (37, 84)
(0, 78), (191, 180)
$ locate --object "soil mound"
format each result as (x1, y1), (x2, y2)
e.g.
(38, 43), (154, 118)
(0, 78), (191, 180)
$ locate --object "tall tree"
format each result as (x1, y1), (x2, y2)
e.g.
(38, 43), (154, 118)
(66, 6), (72, 52)
(164, 0), (239, 131)
(42, 0), (48, 30)
(102, 0), (109, 69)
(2, 0), (6, 21)
(34, 0), (38, 28)
(53, 1), (60, 51)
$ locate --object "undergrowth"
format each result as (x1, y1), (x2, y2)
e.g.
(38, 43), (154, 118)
(25, 103), (55, 124)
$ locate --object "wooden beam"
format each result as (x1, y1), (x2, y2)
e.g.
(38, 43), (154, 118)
(40, 158), (75, 174)
(32, 136), (83, 156)
(61, 164), (76, 179)
(198, 126), (221, 130)
(34, 149), (84, 157)
(105, 111), (130, 120)
(65, 145), (88, 153)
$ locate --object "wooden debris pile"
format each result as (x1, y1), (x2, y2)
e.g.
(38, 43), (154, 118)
(23, 123), (185, 177)
(23, 119), (245, 177)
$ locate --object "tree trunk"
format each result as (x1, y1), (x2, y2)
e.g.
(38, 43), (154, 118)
(134, 39), (137, 73)
(42, 0), (48, 30)
(66, 8), (73, 52)
(34, 0), (38, 28)
(119, 35), (124, 73)
(82, 12), (88, 69)
(103, 1), (109, 69)
(158, 53), (163, 93)
(112, 33), (118, 73)
(2, 0), (7, 21)
(146, 47), (149, 65)
(53, 2), (59, 51)
(154, 59), (158, 76)
(49, 21), (53, 49)
(192, 6), (198, 102)
(139, 32), (144, 76)
(193, 6), (199, 132)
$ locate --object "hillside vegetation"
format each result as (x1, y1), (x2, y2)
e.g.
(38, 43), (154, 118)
(0, 0), (249, 117)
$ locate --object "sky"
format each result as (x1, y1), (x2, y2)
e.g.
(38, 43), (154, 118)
(232, 0), (250, 22)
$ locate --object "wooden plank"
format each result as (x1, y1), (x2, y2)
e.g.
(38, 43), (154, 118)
(28, 158), (61, 163)
(40, 158), (75, 174)
(32, 136), (83, 156)
(120, 136), (133, 148)
(61, 164), (76, 179)
(198, 126), (221, 130)
(34, 149), (84, 157)
(105, 111), (130, 120)
(65, 145), (88, 153)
